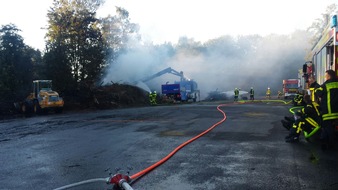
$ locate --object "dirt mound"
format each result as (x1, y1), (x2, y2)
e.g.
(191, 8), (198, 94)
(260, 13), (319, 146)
(63, 83), (150, 110)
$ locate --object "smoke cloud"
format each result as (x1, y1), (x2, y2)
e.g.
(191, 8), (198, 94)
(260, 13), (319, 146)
(102, 30), (312, 100)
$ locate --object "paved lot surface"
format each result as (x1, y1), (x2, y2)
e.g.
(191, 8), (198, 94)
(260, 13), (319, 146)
(1, 101), (338, 190)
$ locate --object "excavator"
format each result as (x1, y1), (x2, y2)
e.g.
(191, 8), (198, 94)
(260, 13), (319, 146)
(14, 80), (64, 114)
(138, 67), (200, 102)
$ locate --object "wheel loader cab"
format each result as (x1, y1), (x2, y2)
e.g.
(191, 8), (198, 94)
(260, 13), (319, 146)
(18, 80), (64, 114)
(33, 80), (53, 98)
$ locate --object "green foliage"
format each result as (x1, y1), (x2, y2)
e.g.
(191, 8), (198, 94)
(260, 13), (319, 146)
(1, 1), (331, 104)
(0, 24), (41, 101)
(100, 7), (140, 64)
(307, 4), (337, 47)
(44, 0), (106, 94)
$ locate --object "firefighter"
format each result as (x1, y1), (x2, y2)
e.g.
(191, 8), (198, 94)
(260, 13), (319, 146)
(308, 75), (320, 104)
(149, 91), (154, 105)
(234, 88), (239, 101)
(284, 111), (303, 143)
(277, 91), (283, 99)
(301, 94), (321, 140)
(282, 95), (321, 141)
(315, 70), (338, 150)
(152, 91), (157, 105)
(266, 87), (271, 99)
(149, 91), (157, 105)
(293, 90), (304, 106)
(249, 87), (254, 100)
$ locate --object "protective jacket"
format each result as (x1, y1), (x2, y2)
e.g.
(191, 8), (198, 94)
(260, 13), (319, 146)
(293, 93), (304, 106)
(309, 81), (320, 102)
(234, 89), (239, 96)
(302, 103), (321, 124)
(315, 78), (338, 121)
(250, 89), (254, 95)
(301, 103), (321, 138)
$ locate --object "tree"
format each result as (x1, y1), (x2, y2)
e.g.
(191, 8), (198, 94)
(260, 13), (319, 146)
(100, 7), (140, 65)
(44, 0), (106, 94)
(175, 36), (205, 56)
(0, 24), (40, 101)
(307, 4), (337, 46)
(204, 35), (239, 58)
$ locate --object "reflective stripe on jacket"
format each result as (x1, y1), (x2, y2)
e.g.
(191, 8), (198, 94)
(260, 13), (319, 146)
(315, 80), (338, 121)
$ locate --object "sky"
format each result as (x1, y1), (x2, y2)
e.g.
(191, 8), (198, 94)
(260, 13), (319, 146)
(0, 0), (337, 50)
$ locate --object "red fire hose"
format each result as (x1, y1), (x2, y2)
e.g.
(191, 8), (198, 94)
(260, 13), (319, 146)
(129, 104), (228, 180)
(54, 104), (228, 190)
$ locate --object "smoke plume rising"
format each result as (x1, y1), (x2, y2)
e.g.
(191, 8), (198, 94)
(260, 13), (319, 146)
(103, 31), (312, 100)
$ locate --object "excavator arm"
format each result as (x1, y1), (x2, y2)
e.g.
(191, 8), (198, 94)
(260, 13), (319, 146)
(139, 67), (190, 83)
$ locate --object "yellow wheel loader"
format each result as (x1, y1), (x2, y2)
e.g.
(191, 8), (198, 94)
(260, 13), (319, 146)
(14, 80), (64, 114)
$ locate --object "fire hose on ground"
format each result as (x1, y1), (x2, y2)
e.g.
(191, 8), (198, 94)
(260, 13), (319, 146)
(53, 104), (228, 190)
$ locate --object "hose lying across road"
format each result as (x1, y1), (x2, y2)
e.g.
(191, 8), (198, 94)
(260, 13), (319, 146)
(53, 103), (228, 190)
(130, 99), (293, 180)
(54, 100), (291, 189)
(130, 103), (228, 180)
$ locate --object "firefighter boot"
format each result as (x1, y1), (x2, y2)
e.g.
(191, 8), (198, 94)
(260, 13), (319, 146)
(281, 120), (291, 130)
(284, 116), (295, 123)
(285, 135), (299, 143)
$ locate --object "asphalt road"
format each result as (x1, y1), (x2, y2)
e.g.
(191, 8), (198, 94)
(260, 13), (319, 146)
(1, 100), (338, 190)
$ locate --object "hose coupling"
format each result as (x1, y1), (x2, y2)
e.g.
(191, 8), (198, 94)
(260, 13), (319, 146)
(107, 173), (131, 188)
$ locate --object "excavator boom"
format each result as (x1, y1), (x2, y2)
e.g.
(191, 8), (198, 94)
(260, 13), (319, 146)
(140, 67), (189, 83)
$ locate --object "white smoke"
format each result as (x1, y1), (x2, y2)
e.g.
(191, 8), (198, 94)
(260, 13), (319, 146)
(102, 31), (312, 100)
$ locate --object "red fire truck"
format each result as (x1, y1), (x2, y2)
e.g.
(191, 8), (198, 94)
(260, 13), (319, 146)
(282, 79), (300, 99)
(306, 14), (338, 85)
(300, 14), (338, 101)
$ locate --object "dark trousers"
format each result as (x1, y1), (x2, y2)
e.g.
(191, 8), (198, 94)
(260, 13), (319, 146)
(320, 120), (336, 146)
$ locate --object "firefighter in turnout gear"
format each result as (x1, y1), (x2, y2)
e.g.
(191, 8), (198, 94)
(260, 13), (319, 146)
(266, 87), (271, 99)
(149, 91), (157, 105)
(249, 87), (254, 100)
(283, 95), (321, 142)
(277, 91), (283, 99)
(300, 95), (321, 139)
(293, 91), (305, 106)
(315, 70), (338, 150)
(308, 75), (320, 103)
(285, 111), (303, 142)
(234, 88), (239, 101)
